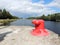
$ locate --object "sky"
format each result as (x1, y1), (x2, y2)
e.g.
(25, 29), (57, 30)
(0, 0), (60, 18)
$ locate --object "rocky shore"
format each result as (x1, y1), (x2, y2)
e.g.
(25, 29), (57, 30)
(0, 26), (60, 45)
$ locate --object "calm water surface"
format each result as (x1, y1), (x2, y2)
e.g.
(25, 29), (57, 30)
(9, 19), (60, 34)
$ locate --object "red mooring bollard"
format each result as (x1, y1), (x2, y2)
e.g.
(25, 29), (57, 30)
(31, 19), (49, 36)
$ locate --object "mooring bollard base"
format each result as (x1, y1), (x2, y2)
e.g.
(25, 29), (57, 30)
(31, 19), (49, 36)
(31, 29), (49, 36)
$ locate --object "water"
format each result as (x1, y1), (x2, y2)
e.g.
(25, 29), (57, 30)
(9, 19), (60, 34)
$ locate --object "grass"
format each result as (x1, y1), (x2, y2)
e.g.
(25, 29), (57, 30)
(0, 19), (17, 25)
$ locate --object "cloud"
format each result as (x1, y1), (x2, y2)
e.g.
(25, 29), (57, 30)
(47, 0), (60, 8)
(0, 0), (60, 18)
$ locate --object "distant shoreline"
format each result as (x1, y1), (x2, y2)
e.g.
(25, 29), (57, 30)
(26, 19), (60, 22)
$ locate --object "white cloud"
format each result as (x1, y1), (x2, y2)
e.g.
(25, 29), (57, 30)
(0, 0), (60, 17)
(47, 0), (60, 8)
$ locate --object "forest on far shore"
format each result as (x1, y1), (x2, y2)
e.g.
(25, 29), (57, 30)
(27, 13), (60, 22)
(0, 9), (19, 19)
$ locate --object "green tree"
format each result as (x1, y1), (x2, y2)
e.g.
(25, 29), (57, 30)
(6, 12), (13, 19)
(40, 14), (46, 20)
(2, 9), (8, 19)
(0, 9), (3, 19)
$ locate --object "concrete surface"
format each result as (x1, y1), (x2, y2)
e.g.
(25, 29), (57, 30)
(0, 26), (60, 45)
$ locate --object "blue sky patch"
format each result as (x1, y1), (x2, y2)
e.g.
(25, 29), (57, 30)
(50, 7), (60, 12)
(43, 0), (53, 4)
(32, 0), (40, 3)
(32, 0), (53, 4)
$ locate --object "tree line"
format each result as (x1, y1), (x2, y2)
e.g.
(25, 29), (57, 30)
(0, 9), (19, 19)
(27, 13), (60, 22)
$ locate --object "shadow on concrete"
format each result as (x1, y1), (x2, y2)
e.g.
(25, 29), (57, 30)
(0, 31), (12, 42)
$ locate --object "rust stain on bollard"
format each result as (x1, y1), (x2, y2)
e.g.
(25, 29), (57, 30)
(31, 19), (49, 36)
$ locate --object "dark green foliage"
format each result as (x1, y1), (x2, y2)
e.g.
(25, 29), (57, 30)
(27, 13), (60, 21)
(12, 16), (19, 19)
(0, 9), (19, 19)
